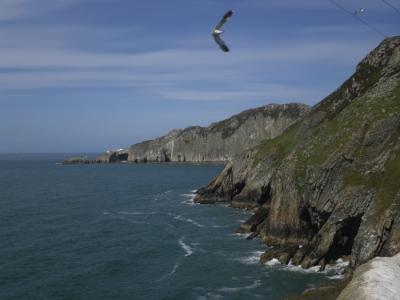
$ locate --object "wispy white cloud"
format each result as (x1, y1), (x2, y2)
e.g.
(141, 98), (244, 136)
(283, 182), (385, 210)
(0, 41), (365, 69)
(0, 0), (388, 104)
(156, 84), (327, 102)
(0, 0), (397, 152)
(0, 39), (368, 86)
(0, 32), (373, 106)
(0, 25), (142, 50)
(0, 0), (84, 21)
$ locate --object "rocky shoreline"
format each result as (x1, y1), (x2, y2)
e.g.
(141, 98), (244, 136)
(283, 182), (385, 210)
(194, 36), (400, 299)
(63, 36), (400, 299)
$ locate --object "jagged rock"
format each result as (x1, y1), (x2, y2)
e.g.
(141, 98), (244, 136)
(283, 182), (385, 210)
(260, 246), (298, 265)
(237, 206), (269, 234)
(194, 36), (400, 270)
(96, 149), (129, 163)
(285, 278), (351, 300)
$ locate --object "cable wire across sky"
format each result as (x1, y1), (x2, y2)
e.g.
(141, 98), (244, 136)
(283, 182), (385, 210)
(327, 0), (388, 38)
(381, 0), (400, 16)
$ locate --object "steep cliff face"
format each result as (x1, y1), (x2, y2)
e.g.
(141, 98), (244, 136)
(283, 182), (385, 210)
(126, 104), (310, 163)
(96, 149), (129, 163)
(195, 37), (400, 270)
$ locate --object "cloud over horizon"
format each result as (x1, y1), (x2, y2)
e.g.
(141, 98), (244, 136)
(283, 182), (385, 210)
(0, 0), (399, 152)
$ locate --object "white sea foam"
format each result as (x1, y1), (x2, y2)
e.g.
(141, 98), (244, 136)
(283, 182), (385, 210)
(169, 262), (179, 275)
(233, 232), (251, 239)
(237, 251), (264, 265)
(155, 262), (180, 282)
(327, 274), (345, 280)
(281, 260), (322, 273)
(126, 219), (149, 224)
(217, 280), (262, 293)
(173, 214), (204, 228)
(178, 237), (193, 257)
(180, 192), (198, 206)
(211, 225), (230, 228)
(265, 258), (280, 266)
(196, 293), (223, 300)
(118, 211), (156, 215)
(325, 258), (349, 274)
(153, 190), (173, 201)
(181, 194), (195, 198)
(266, 257), (349, 278)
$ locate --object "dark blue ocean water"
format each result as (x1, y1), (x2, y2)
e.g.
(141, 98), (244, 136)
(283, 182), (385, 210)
(0, 155), (337, 300)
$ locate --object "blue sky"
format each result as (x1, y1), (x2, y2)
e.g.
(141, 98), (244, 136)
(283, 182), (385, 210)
(0, 0), (399, 153)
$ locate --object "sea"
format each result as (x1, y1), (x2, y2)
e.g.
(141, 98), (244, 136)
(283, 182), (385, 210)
(0, 154), (343, 300)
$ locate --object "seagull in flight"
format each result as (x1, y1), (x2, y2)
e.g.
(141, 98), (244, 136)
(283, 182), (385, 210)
(211, 10), (234, 52)
(354, 7), (365, 15)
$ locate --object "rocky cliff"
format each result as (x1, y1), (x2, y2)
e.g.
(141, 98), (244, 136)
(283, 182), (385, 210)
(125, 104), (309, 163)
(95, 103), (309, 163)
(195, 36), (400, 271)
(337, 253), (400, 300)
(96, 149), (129, 163)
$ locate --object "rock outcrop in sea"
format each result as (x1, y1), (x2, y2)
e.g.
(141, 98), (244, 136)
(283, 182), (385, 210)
(97, 103), (310, 163)
(195, 36), (400, 271)
(63, 156), (94, 164)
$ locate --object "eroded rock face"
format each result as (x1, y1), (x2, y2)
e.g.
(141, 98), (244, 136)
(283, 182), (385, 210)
(96, 149), (129, 163)
(126, 104), (310, 163)
(337, 253), (400, 300)
(195, 36), (400, 270)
